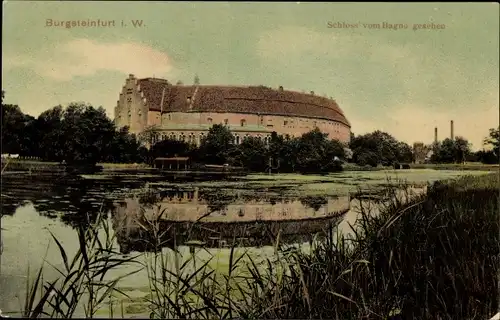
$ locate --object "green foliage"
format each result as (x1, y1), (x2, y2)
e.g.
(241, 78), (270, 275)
(475, 149), (498, 164)
(196, 124), (236, 165)
(431, 136), (472, 164)
(350, 131), (413, 167)
(106, 127), (143, 164)
(234, 136), (268, 171)
(148, 138), (194, 164)
(1, 102), (35, 154)
(295, 128), (345, 173)
(483, 127), (499, 155)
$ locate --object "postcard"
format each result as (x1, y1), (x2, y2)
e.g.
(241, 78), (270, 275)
(1, 2), (499, 319)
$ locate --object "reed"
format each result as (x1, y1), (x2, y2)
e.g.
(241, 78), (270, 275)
(20, 173), (499, 319)
(21, 211), (142, 318)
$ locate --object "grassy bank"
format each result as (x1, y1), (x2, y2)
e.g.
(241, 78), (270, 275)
(16, 173), (500, 319)
(410, 162), (499, 171)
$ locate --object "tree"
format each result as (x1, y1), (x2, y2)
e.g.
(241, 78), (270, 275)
(350, 130), (412, 166)
(295, 128), (345, 173)
(453, 136), (471, 164)
(196, 124), (235, 165)
(59, 103), (115, 165)
(431, 137), (471, 164)
(149, 139), (192, 163)
(138, 125), (161, 147)
(235, 136), (268, 171)
(36, 106), (65, 161)
(484, 127), (500, 155)
(1, 103), (30, 154)
(106, 126), (143, 163)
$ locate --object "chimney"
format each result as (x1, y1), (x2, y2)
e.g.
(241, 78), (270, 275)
(434, 127), (438, 144)
(450, 120), (454, 140)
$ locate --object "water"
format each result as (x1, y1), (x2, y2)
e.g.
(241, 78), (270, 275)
(0, 169), (491, 317)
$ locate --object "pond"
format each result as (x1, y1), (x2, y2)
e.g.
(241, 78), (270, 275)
(0, 169), (491, 317)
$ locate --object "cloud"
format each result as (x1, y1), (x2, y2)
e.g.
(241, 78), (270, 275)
(4, 38), (174, 81)
(257, 26), (499, 149)
(345, 90), (498, 150)
(256, 26), (415, 63)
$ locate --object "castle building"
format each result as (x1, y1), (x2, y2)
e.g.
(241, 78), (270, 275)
(114, 74), (351, 146)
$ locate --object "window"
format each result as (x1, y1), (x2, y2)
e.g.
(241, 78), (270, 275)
(260, 116), (264, 125)
(126, 89), (133, 94)
(187, 96), (191, 104)
(284, 120), (288, 126)
(168, 114), (171, 120)
(224, 119), (228, 125)
(240, 119), (246, 127)
(207, 118), (213, 124)
(235, 135), (240, 144)
(181, 134), (186, 142)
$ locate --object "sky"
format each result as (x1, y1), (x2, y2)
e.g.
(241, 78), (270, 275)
(2, 2), (499, 150)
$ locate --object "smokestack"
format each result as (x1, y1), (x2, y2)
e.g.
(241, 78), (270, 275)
(434, 127), (438, 144)
(450, 120), (454, 140)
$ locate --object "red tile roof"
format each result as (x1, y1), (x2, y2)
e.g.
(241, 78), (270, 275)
(137, 79), (350, 127)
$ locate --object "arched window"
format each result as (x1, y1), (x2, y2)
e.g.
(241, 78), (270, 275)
(224, 119), (228, 125)
(235, 135), (240, 145)
(181, 134), (186, 142)
(207, 118), (213, 125)
(240, 119), (246, 127)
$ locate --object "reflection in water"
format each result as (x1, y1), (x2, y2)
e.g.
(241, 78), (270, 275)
(1, 175), (141, 228)
(1, 174), (349, 254)
(113, 188), (350, 253)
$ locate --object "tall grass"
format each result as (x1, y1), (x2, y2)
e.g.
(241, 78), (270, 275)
(20, 173), (499, 319)
(21, 211), (142, 318)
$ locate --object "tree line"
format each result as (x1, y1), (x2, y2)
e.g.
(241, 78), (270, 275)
(2, 94), (498, 170)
